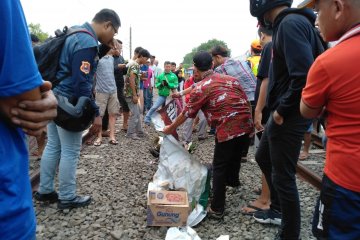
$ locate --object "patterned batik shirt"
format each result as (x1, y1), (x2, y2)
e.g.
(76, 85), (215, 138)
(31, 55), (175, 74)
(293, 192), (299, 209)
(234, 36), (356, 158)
(214, 58), (256, 101)
(183, 71), (253, 143)
(124, 62), (140, 98)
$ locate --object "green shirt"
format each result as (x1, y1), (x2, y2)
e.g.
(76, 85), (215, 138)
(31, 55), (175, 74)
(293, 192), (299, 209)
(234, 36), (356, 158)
(124, 62), (140, 98)
(155, 72), (178, 96)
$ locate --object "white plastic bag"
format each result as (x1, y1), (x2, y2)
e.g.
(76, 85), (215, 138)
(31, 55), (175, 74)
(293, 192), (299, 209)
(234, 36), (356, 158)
(153, 134), (207, 202)
(186, 204), (207, 227)
(165, 227), (201, 240)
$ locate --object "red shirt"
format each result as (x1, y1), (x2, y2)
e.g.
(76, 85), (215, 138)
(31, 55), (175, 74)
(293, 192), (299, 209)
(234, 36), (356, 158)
(184, 76), (194, 103)
(183, 71), (253, 142)
(302, 27), (360, 192)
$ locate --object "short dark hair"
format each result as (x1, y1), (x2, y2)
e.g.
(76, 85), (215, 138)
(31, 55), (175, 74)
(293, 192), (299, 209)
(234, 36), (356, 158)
(30, 33), (39, 43)
(193, 51), (213, 72)
(170, 62), (176, 66)
(150, 55), (155, 59)
(258, 26), (273, 37)
(138, 49), (151, 58)
(93, 9), (121, 29)
(134, 46), (143, 54)
(164, 61), (171, 66)
(211, 45), (229, 57)
(98, 43), (111, 59)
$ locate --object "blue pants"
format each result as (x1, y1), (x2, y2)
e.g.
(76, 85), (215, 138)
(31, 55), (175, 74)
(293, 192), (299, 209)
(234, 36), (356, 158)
(312, 175), (360, 239)
(143, 87), (153, 112)
(256, 111), (311, 239)
(144, 95), (167, 124)
(39, 121), (82, 200)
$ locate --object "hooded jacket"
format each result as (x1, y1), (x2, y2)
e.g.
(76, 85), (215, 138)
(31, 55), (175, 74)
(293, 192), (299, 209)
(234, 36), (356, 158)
(267, 8), (326, 117)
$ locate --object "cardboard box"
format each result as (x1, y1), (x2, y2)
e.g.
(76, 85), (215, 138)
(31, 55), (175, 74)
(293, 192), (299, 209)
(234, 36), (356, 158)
(147, 190), (190, 227)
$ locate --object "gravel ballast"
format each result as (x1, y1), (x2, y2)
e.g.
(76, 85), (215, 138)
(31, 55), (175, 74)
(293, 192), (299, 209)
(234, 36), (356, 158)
(33, 121), (325, 240)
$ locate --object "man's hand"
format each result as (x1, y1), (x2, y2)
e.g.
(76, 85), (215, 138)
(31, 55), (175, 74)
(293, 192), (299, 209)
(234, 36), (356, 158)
(118, 63), (126, 69)
(273, 110), (284, 125)
(254, 109), (264, 131)
(171, 92), (181, 98)
(132, 95), (139, 104)
(163, 125), (173, 135)
(89, 116), (102, 135)
(11, 81), (57, 136)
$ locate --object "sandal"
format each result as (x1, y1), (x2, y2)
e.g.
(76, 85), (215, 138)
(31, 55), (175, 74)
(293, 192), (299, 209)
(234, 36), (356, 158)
(207, 207), (225, 220)
(109, 139), (118, 145)
(93, 138), (102, 146)
(241, 204), (266, 216)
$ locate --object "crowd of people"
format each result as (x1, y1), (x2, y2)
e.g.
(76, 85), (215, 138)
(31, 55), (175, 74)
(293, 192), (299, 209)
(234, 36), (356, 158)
(1, 0), (360, 239)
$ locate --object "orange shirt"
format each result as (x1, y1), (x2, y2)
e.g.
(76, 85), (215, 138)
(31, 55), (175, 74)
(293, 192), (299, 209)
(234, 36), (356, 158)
(302, 32), (360, 192)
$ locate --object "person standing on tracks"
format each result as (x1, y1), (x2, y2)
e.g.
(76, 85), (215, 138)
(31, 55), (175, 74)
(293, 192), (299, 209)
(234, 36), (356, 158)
(249, 0), (326, 239)
(34, 9), (121, 210)
(0, 0), (58, 239)
(300, 0), (360, 239)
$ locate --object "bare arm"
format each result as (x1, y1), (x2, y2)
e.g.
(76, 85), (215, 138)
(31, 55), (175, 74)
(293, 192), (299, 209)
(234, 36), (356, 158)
(254, 78), (269, 131)
(300, 99), (322, 119)
(163, 112), (187, 134)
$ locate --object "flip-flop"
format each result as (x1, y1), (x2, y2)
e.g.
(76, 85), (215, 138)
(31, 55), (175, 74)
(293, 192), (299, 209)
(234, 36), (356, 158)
(93, 138), (102, 146)
(299, 152), (309, 160)
(109, 139), (118, 145)
(240, 204), (266, 216)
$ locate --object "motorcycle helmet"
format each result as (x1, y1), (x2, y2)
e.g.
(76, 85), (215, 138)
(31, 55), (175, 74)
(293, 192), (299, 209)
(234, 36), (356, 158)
(250, 0), (293, 27)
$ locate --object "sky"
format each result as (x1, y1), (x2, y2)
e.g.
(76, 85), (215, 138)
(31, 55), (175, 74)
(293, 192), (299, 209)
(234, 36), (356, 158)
(21, 0), (305, 66)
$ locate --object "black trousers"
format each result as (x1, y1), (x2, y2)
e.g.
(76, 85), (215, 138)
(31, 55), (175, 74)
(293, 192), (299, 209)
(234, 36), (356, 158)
(256, 111), (311, 239)
(211, 134), (249, 213)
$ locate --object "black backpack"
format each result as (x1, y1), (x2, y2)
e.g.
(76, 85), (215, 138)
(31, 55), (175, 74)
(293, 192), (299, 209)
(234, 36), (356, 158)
(33, 26), (95, 88)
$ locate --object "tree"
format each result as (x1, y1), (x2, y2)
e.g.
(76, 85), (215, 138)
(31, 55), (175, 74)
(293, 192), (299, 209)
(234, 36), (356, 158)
(28, 23), (49, 42)
(182, 39), (231, 69)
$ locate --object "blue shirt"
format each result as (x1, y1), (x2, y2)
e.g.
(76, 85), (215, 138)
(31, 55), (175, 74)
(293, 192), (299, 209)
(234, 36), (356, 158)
(54, 22), (100, 115)
(0, 0), (42, 239)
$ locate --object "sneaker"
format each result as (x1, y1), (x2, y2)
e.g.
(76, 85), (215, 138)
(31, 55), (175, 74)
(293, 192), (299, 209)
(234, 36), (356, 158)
(253, 209), (282, 226)
(57, 195), (91, 210)
(125, 134), (141, 140)
(34, 191), (58, 203)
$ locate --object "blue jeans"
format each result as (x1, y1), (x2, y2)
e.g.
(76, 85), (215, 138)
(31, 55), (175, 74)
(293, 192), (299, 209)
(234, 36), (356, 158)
(39, 121), (82, 200)
(143, 87), (153, 112)
(144, 95), (167, 124)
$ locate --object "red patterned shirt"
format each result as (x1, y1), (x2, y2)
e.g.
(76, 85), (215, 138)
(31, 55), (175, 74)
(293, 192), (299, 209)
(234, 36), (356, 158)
(182, 71), (253, 142)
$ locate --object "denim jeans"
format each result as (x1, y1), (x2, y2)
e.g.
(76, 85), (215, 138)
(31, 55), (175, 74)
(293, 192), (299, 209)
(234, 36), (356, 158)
(256, 111), (311, 239)
(39, 121), (82, 200)
(143, 87), (153, 112)
(211, 134), (249, 213)
(144, 95), (167, 124)
(125, 98), (143, 136)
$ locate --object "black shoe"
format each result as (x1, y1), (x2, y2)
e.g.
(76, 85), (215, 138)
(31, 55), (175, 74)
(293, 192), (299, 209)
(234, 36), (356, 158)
(207, 207), (225, 220)
(253, 208), (282, 226)
(149, 148), (159, 158)
(57, 195), (92, 210)
(34, 191), (58, 203)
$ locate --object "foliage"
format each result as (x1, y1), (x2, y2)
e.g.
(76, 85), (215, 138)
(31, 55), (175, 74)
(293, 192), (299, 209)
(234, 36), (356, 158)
(28, 23), (49, 42)
(182, 39), (231, 69)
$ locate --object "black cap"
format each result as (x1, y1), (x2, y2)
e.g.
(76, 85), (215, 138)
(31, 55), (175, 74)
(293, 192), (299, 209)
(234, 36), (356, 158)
(193, 51), (213, 71)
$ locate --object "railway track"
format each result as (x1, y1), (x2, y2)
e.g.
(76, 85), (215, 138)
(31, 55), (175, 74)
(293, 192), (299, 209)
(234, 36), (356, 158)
(30, 131), (325, 193)
(30, 130), (96, 194)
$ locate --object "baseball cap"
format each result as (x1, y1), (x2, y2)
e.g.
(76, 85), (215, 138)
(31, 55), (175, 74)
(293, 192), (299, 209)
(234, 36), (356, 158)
(251, 39), (262, 51)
